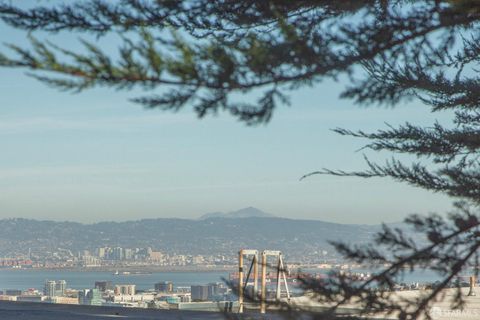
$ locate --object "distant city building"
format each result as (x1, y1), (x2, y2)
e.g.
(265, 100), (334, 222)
(154, 281), (173, 293)
(124, 248), (133, 260)
(17, 295), (46, 303)
(207, 282), (225, 300)
(82, 255), (100, 267)
(44, 280), (56, 297)
(44, 280), (66, 297)
(157, 293), (191, 304)
(56, 280), (66, 296)
(78, 288), (102, 305)
(149, 251), (163, 261)
(192, 255), (204, 265)
(48, 296), (78, 305)
(95, 281), (113, 292)
(114, 284), (135, 295)
(5, 289), (22, 296)
(112, 247), (124, 260)
(180, 294), (192, 303)
(175, 286), (190, 293)
(96, 247), (106, 258)
(191, 285), (209, 301)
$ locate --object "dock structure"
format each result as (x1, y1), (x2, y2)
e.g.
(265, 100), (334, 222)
(237, 249), (259, 313)
(237, 249), (290, 314)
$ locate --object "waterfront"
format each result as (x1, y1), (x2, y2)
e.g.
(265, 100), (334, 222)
(0, 269), (229, 291)
(0, 267), (450, 292)
(0, 268), (476, 319)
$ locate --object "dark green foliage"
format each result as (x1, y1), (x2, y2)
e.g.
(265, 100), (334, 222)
(2, 1), (480, 319)
(0, 0), (478, 124)
(301, 202), (480, 319)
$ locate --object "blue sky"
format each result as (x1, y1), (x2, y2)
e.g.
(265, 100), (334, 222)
(0, 6), (454, 223)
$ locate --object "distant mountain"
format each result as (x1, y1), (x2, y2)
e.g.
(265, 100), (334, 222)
(0, 212), (425, 265)
(0, 216), (411, 261)
(199, 207), (275, 220)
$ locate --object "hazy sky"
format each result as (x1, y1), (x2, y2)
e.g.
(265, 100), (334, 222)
(0, 6), (454, 223)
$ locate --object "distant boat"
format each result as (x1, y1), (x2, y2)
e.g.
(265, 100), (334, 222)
(129, 271), (152, 275)
(112, 270), (151, 276)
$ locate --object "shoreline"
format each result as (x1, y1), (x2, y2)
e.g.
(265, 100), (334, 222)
(0, 265), (236, 273)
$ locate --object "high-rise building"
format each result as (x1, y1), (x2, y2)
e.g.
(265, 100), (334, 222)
(114, 284), (135, 295)
(191, 285), (209, 301)
(78, 289), (102, 305)
(207, 282), (222, 299)
(205, 282), (227, 301)
(44, 280), (66, 297)
(55, 280), (66, 296)
(83, 255), (100, 267)
(94, 281), (113, 292)
(44, 280), (56, 297)
(154, 281), (173, 293)
(112, 247), (124, 260)
(124, 248), (133, 260)
(96, 247), (106, 258)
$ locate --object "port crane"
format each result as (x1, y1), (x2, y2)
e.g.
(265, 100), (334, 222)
(237, 249), (290, 314)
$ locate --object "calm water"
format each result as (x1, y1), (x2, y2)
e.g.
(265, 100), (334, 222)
(302, 268), (443, 284)
(0, 269), (229, 291)
(0, 268), (456, 292)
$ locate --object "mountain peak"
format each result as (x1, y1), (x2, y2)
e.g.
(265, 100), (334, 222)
(199, 207), (275, 220)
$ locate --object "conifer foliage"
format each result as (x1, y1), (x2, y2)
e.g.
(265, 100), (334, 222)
(2, 1), (480, 319)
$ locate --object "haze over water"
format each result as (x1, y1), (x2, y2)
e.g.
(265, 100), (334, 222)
(0, 269), (446, 292)
(0, 270), (228, 291)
